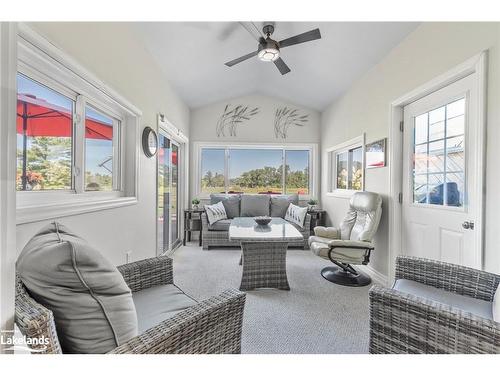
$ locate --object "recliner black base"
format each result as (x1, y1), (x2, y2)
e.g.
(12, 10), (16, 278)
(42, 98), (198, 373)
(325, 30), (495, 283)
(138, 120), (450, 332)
(321, 266), (371, 287)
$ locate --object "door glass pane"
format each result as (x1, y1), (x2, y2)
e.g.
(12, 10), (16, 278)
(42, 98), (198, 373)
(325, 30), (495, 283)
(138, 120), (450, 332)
(413, 174), (428, 203)
(158, 135), (170, 253)
(414, 144), (428, 174)
(414, 113), (428, 144)
(171, 143), (179, 244)
(349, 146), (363, 190)
(412, 97), (466, 207)
(285, 150), (309, 195)
(85, 106), (114, 191)
(447, 98), (465, 118)
(228, 149), (283, 194)
(336, 151), (348, 189)
(429, 121), (445, 141)
(446, 136), (464, 172)
(428, 140), (445, 173)
(201, 149), (225, 194)
(16, 73), (73, 191)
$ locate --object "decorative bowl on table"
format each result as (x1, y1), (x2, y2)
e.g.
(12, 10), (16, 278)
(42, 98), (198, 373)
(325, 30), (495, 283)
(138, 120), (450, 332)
(254, 216), (272, 226)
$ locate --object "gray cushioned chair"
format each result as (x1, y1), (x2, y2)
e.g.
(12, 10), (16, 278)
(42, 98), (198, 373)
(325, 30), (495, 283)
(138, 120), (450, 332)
(15, 256), (246, 354)
(370, 256), (500, 353)
(308, 191), (382, 286)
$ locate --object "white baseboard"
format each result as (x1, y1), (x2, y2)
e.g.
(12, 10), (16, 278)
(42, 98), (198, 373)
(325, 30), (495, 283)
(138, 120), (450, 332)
(359, 265), (389, 287)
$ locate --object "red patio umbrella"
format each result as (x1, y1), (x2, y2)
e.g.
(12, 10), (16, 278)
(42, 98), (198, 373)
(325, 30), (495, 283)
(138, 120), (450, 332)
(17, 94), (113, 190)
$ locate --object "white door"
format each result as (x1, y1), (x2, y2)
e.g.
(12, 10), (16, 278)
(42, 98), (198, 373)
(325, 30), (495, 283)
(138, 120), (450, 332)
(402, 74), (483, 268)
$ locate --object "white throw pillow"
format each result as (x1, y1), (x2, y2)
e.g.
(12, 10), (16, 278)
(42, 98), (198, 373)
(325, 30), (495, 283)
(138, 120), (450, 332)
(205, 201), (227, 225)
(285, 203), (308, 228)
(493, 283), (500, 323)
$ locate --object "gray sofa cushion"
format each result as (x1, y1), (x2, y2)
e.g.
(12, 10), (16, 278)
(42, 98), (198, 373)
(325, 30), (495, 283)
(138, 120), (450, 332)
(394, 279), (493, 320)
(132, 284), (197, 333)
(208, 219), (232, 231)
(16, 222), (138, 353)
(240, 195), (270, 217)
(210, 194), (241, 219)
(270, 194), (299, 218)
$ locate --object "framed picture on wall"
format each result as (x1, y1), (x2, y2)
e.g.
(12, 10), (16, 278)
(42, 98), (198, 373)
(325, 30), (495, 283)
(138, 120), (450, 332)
(365, 138), (386, 169)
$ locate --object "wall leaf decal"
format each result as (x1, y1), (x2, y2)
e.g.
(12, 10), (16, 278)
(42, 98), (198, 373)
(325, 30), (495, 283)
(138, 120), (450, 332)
(216, 104), (259, 137)
(274, 106), (308, 139)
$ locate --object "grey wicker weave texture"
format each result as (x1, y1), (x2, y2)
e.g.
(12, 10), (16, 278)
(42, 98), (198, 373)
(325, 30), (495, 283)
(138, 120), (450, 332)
(15, 256), (246, 354)
(201, 213), (311, 250)
(369, 256), (500, 354)
(15, 275), (63, 354)
(239, 241), (290, 291)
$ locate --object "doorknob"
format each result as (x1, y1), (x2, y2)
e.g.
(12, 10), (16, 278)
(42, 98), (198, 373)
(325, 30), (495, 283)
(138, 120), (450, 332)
(462, 221), (475, 230)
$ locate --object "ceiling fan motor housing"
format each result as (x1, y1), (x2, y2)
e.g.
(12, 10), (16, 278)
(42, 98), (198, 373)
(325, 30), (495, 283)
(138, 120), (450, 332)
(262, 23), (275, 37)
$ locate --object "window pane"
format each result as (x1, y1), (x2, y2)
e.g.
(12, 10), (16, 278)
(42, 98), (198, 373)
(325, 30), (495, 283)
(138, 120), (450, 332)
(414, 113), (428, 144)
(429, 120), (445, 141)
(412, 97), (466, 207)
(285, 150), (309, 195)
(426, 173), (447, 206)
(413, 173), (427, 203)
(349, 146), (363, 190)
(336, 152), (348, 190)
(229, 149), (283, 194)
(414, 144), (428, 174)
(447, 98), (465, 118)
(16, 74), (73, 191)
(428, 140), (445, 173)
(446, 172), (464, 207)
(429, 106), (445, 124)
(85, 106), (114, 191)
(201, 148), (225, 194)
(446, 135), (464, 172)
(447, 115), (464, 138)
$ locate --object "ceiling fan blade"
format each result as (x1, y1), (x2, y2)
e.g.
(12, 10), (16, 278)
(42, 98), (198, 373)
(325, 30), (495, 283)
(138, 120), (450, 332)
(274, 57), (291, 75)
(217, 22), (241, 41)
(279, 28), (321, 48)
(239, 21), (265, 42)
(225, 50), (259, 67)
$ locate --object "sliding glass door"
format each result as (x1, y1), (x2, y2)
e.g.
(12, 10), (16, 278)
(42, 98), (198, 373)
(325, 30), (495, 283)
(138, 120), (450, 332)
(157, 131), (181, 254)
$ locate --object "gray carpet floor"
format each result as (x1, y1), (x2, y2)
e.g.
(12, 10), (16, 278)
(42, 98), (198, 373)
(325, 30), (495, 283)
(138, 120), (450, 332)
(172, 243), (372, 354)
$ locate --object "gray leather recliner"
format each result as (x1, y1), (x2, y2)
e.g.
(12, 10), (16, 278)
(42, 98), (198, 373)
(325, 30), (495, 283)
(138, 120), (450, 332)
(309, 191), (382, 286)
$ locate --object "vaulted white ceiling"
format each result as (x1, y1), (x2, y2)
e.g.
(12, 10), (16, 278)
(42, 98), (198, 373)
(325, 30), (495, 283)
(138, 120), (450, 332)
(134, 22), (419, 110)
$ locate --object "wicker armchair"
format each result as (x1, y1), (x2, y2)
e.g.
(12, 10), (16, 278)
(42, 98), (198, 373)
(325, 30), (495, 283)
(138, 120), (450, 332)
(369, 256), (500, 354)
(15, 256), (246, 354)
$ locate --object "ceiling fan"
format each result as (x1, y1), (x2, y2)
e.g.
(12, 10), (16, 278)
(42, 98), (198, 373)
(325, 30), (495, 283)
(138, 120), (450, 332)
(224, 22), (322, 75)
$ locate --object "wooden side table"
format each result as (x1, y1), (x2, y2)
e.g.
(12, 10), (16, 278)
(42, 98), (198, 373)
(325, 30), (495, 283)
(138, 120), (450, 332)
(183, 208), (204, 246)
(307, 209), (327, 235)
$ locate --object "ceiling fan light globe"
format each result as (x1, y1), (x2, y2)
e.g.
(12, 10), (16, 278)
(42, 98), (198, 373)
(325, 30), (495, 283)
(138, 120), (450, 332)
(258, 48), (279, 62)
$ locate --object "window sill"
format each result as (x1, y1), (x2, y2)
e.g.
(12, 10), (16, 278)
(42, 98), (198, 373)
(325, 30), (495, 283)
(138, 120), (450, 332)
(16, 195), (138, 224)
(326, 190), (361, 199)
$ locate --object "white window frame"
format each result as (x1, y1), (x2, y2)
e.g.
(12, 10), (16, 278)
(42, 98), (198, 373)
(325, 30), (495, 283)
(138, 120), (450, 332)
(193, 142), (319, 200)
(326, 133), (365, 198)
(16, 24), (141, 224)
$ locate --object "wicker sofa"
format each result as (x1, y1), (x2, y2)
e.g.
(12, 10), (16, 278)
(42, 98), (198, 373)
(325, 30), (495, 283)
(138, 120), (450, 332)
(369, 256), (500, 354)
(16, 256), (246, 354)
(201, 194), (311, 250)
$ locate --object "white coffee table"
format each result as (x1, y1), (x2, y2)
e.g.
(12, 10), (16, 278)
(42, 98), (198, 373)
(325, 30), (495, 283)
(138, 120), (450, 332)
(229, 217), (303, 291)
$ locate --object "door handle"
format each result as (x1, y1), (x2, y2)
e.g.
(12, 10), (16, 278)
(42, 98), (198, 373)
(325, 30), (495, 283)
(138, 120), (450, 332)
(462, 221), (475, 230)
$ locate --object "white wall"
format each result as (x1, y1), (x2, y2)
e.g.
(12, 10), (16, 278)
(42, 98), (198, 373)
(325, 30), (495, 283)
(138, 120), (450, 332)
(16, 23), (190, 265)
(321, 22), (500, 276)
(189, 94), (320, 201)
(0, 22), (18, 345)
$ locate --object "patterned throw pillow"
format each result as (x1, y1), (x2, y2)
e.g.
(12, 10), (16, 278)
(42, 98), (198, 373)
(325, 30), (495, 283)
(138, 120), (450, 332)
(285, 203), (308, 228)
(205, 201), (228, 225)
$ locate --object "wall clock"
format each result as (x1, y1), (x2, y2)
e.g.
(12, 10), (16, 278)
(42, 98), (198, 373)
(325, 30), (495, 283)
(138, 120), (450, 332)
(142, 126), (158, 158)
